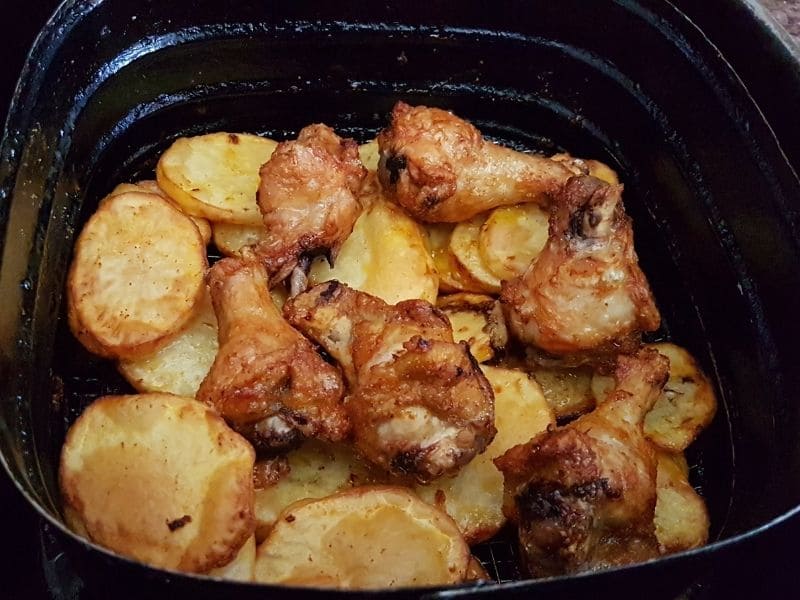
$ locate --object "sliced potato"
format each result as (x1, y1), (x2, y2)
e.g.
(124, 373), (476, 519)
(478, 204), (549, 281)
(465, 556), (491, 582)
(592, 343), (717, 451)
(450, 215), (502, 293)
(67, 191), (207, 359)
(60, 393), (255, 573)
(118, 290), (218, 398)
(109, 180), (212, 245)
(437, 293), (507, 363)
(254, 486), (470, 589)
(309, 198), (438, 304)
(426, 223), (486, 293)
(550, 153), (620, 185)
(254, 441), (372, 541)
(208, 535), (255, 581)
(415, 366), (554, 543)
(156, 132), (277, 225)
(212, 222), (269, 257)
(531, 365), (596, 420)
(358, 140), (380, 172)
(654, 450), (709, 553)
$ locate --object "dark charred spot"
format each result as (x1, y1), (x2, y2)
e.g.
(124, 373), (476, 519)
(228, 133), (240, 144)
(320, 280), (341, 302)
(385, 154), (407, 184)
(285, 514), (296, 523)
(391, 449), (422, 474)
(416, 338), (431, 351)
(167, 515), (192, 531)
(568, 204), (591, 239)
(518, 478), (612, 523)
(423, 194), (440, 209)
(455, 366), (464, 377)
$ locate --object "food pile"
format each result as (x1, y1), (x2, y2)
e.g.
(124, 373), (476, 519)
(60, 102), (717, 588)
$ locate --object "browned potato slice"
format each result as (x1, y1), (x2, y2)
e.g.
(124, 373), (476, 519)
(67, 191), (207, 359)
(156, 132), (277, 225)
(118, 291), (218, 398)
(550, 153), (620, 185)
(424, 224), (483, 293)
(531, 365), (596, 420)
(253, 486), (470, 589)
(450, 215), (502, 293)
(414, 366), (554, 543)
(358, 140), (380, 172)
(478, 204), (549, 280)
(60, 393), (255, 573)
(309, 198), (438, 304)
(212, 222), (269, 257)
(592, 343), (717, 451)
(654, 450), (709, 553)
(465, 556), (491, 582)
(437, 293), (507, 363)
(254, 441), (372, 541)
(208, 535), (255, 581)
(109, 180), (212, 245)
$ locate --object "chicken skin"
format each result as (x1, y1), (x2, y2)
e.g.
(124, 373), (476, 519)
(377, 102), (573, 223)
(283, 281), (496, 482)
(197, 257), (348, 455)
(501, 175), (660, 365)
(255, 124), (367, 290)
(495, 348), (669, 577)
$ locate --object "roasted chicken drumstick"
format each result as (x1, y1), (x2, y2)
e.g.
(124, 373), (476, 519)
(284, 281), (496, 482)
(377, 102), (573, 222)
(197, 257), (348, 454)
(495, 348), (669, 577)
(256, 124), (367, 290)
(501, 175), (660, 365)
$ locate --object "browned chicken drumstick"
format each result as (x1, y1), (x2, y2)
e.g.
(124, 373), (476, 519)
(501, 175), (660, 366)
(197, 257), (349, 455)
(495, 348), (669, 577)
(255, 124), (367, 291)
(284, 281), (496, 483)
(377, 102), (573, 222)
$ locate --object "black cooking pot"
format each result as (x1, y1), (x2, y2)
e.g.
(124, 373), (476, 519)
(2, 1), (799, 598)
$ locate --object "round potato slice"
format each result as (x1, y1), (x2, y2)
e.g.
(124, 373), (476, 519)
(592, 343), (717, 451)
(156, 132), (278, 225)
(531, 365), (596, 420)
(309, 198), (438, 304)
(437, 293), (507, 363)
(654, 450), (709, 553)
(415, 366), (554, 543)
(212, 222), (269, 257)
(67, 191), (207, 359)
(118, 290), (218, 398)
(478, 204), (549, 281)
(358, 140), (380, 172)
(254, 441), (373, 541)
(254, 486), (470, 589)
(60, 393), (256, 573)
(109, 180), (212, 245)
(450, 216), (502, 293)
(208, 535), (256, 581)
(425, 224), (487, 294)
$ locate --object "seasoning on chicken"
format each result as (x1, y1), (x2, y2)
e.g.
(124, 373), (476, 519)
(255, 124), (367, 292)
(494, 348), (669, 577)
(501, 175), (660, 366)
(197, 257), (348, 455)
(283, 281), (496, 483)
(377, 102), (573, 223)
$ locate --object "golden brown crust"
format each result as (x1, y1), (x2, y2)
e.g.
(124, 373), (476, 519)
(495, 348), (669, 577)
(255, 124), (367, 284)
(501, 176), (660, 365)
(197, 258), (348, 453)
(284, 282), (496, 482)
(377, 102), (572, 222)
(60, 393), (255, 573)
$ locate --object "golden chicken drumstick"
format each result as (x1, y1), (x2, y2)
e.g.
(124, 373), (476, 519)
(377, 102), (573, 222)
(284, 281), (496, 482)
(495, 348), (669, 577)
(255, 124), (367, 292)
(501, 175), (660, 365)
(197, 257), (349, 454)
